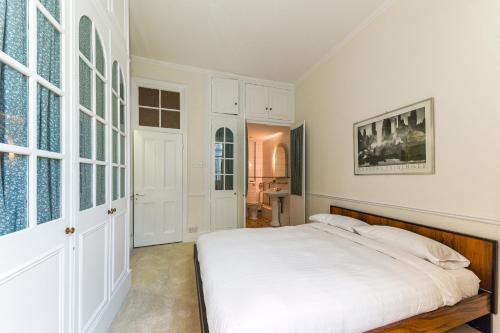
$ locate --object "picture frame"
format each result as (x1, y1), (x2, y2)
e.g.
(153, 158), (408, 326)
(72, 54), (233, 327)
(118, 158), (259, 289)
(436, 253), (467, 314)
(354, 98), (434, 175)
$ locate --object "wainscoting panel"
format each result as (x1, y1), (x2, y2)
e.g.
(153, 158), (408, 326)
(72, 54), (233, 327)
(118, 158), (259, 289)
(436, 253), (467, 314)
(0, 248), (64, 333)
(185, 193), (210, 241)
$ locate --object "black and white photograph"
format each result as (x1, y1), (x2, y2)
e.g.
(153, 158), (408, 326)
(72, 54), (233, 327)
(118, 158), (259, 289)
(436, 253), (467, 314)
(354, 99), (434, 175)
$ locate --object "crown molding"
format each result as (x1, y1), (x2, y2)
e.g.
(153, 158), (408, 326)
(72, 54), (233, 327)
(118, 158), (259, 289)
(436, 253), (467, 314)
(295, 0), (396, 85)
(307, 192), (500, 226)
(131, 55), (295, 88)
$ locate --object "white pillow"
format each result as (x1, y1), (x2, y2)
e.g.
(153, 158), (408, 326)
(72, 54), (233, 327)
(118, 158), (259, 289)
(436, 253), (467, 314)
(353, 225), (470, 269)
(308, 214), (368, 232)
(446, 268), (480, 299)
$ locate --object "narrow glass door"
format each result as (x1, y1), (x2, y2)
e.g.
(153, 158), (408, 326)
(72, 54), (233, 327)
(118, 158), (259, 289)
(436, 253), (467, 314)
(110, 60), (129, 293)
(76, 14), (111, 331)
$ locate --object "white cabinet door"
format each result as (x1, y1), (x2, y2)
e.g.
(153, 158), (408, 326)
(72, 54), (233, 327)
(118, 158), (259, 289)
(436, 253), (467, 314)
(0, 0), (71, 332)
(75, 8), (112, 332)
(245, 84), (269, 119)
(109, 59), (129, 295)
(212, 77), (239, 115)
(269, 87), (293, 121)
(211, 119), (239, 230)
(134, 131), (183, 246)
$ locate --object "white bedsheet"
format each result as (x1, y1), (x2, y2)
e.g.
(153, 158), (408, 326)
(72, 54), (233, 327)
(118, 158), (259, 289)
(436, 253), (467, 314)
(196, 223), (474, 333)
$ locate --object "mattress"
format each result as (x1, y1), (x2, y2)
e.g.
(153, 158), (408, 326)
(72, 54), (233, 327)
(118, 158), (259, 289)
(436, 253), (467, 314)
(196, 223), (479, 333)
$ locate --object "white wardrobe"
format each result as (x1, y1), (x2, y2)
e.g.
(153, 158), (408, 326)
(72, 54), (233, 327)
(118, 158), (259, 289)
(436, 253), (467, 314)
(0, 1), (131, 332)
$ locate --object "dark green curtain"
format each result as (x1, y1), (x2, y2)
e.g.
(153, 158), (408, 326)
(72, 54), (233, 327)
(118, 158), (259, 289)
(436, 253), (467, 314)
(290, 124), (303, 195)
(245, 121), (248, 195)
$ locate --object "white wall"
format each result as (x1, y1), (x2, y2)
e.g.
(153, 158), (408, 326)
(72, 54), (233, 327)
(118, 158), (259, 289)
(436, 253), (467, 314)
(295, 0), (500, 329)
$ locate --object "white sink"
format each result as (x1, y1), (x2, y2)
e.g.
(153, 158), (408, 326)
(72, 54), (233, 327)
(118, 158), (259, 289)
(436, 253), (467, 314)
(264, 189), (289, 197)
(263, 188), (288, 227)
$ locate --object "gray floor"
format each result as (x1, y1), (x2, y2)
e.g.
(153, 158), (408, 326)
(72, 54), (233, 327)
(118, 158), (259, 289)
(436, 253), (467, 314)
(109, 241), (478, 333)
(109, 242), (200, 333)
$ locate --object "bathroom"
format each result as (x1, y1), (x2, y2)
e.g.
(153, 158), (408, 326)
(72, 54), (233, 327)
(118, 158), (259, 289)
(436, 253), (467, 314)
(246, 123), (291, 228)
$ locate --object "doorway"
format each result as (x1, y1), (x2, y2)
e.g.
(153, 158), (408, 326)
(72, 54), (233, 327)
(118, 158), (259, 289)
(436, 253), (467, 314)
(246, 123), (291, 228)
(132, 79), (186, 247)
(133, 131), (183, 246)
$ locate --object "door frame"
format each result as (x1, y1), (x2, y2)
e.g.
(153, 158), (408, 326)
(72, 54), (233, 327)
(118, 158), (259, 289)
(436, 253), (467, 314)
(131, 78), (188, 244)
(243, 120), (293, 227)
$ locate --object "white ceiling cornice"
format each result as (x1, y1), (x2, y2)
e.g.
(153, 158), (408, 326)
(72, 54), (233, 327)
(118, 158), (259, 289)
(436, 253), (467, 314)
(131, 55), (296, 88)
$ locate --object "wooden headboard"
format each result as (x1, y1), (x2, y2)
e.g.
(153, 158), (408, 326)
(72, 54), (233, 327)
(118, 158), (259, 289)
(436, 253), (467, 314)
(330, 205), (498, 313)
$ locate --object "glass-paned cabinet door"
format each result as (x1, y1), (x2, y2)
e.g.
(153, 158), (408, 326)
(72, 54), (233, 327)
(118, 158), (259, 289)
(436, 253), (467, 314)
(78, 16), (107, 211)
(214, 127), (234, 191)
(111, 61), (127, 201)
(0, 0), (63, 236)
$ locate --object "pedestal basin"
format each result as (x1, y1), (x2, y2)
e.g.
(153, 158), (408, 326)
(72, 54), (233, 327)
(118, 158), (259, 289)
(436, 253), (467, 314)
(264, 188), (288, 227)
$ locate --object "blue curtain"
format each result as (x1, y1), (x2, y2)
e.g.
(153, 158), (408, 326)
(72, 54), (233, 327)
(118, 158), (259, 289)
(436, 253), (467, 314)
(37, 0), (61, 224)
(0, 0), (29, 236)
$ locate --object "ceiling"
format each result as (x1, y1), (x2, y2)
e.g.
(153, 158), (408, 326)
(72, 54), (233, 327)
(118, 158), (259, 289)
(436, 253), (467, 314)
(130, 0), (388, 83)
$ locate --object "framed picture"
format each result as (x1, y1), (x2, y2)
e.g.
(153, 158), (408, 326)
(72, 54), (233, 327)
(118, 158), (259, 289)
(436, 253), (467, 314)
(354, 98), (434, 175)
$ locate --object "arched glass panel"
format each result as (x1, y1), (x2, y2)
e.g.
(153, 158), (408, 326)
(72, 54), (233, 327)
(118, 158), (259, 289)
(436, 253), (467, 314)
(225, 128), (233, 142)
(214, 127), (234, 191)
(78, 16), (92, 61)
(78, 16), (107, 210)
(95, 32), (105, 76)
(215, 128), (224, 142)
(112, 61), (118, 91)
(111, 61), (127, 200)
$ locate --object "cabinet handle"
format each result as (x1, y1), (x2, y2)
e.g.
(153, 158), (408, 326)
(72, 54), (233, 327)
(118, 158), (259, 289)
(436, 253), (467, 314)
(270, 107), (273, 111)
(234, 102), (238, 106)
(107, 209), (113, 215)
(65, 227), (75, 235)
(265, 107), (269, 110)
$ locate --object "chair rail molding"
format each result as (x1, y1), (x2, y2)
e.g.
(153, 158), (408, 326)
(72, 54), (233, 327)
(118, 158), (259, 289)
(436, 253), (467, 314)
(307, 192), (500, 226)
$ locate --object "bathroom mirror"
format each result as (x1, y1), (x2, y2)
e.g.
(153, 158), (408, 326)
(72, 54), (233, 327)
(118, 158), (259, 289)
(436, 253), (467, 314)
(248, 141), (256, 182)
(273, 144), (288, 178)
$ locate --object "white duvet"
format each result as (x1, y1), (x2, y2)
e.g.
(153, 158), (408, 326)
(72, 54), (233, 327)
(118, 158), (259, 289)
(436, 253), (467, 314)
(196, 223), (472, 333)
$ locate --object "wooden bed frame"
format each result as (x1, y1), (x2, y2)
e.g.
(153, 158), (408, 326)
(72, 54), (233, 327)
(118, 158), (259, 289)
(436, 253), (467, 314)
(194, 205), (497, 333)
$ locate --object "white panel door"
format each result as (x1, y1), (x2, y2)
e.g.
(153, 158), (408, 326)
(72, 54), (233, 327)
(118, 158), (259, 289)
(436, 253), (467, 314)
(211, 119), (239, 230)
(245, 83), (269, 119)
(269, 87), (293, 121)
(134, 130), (183, 246)
(0, 0), (70, 332)
(212, 77), (239, 115)
(289, 122), (306, 226)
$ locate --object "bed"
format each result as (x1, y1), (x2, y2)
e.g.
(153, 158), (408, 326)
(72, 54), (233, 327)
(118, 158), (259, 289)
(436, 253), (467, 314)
(194, 206), (497, 333)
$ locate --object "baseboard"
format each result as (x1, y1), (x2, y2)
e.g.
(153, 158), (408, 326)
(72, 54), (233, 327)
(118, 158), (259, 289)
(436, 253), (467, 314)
(183, 233), (199, 243)
(90, 270), (132, 333)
